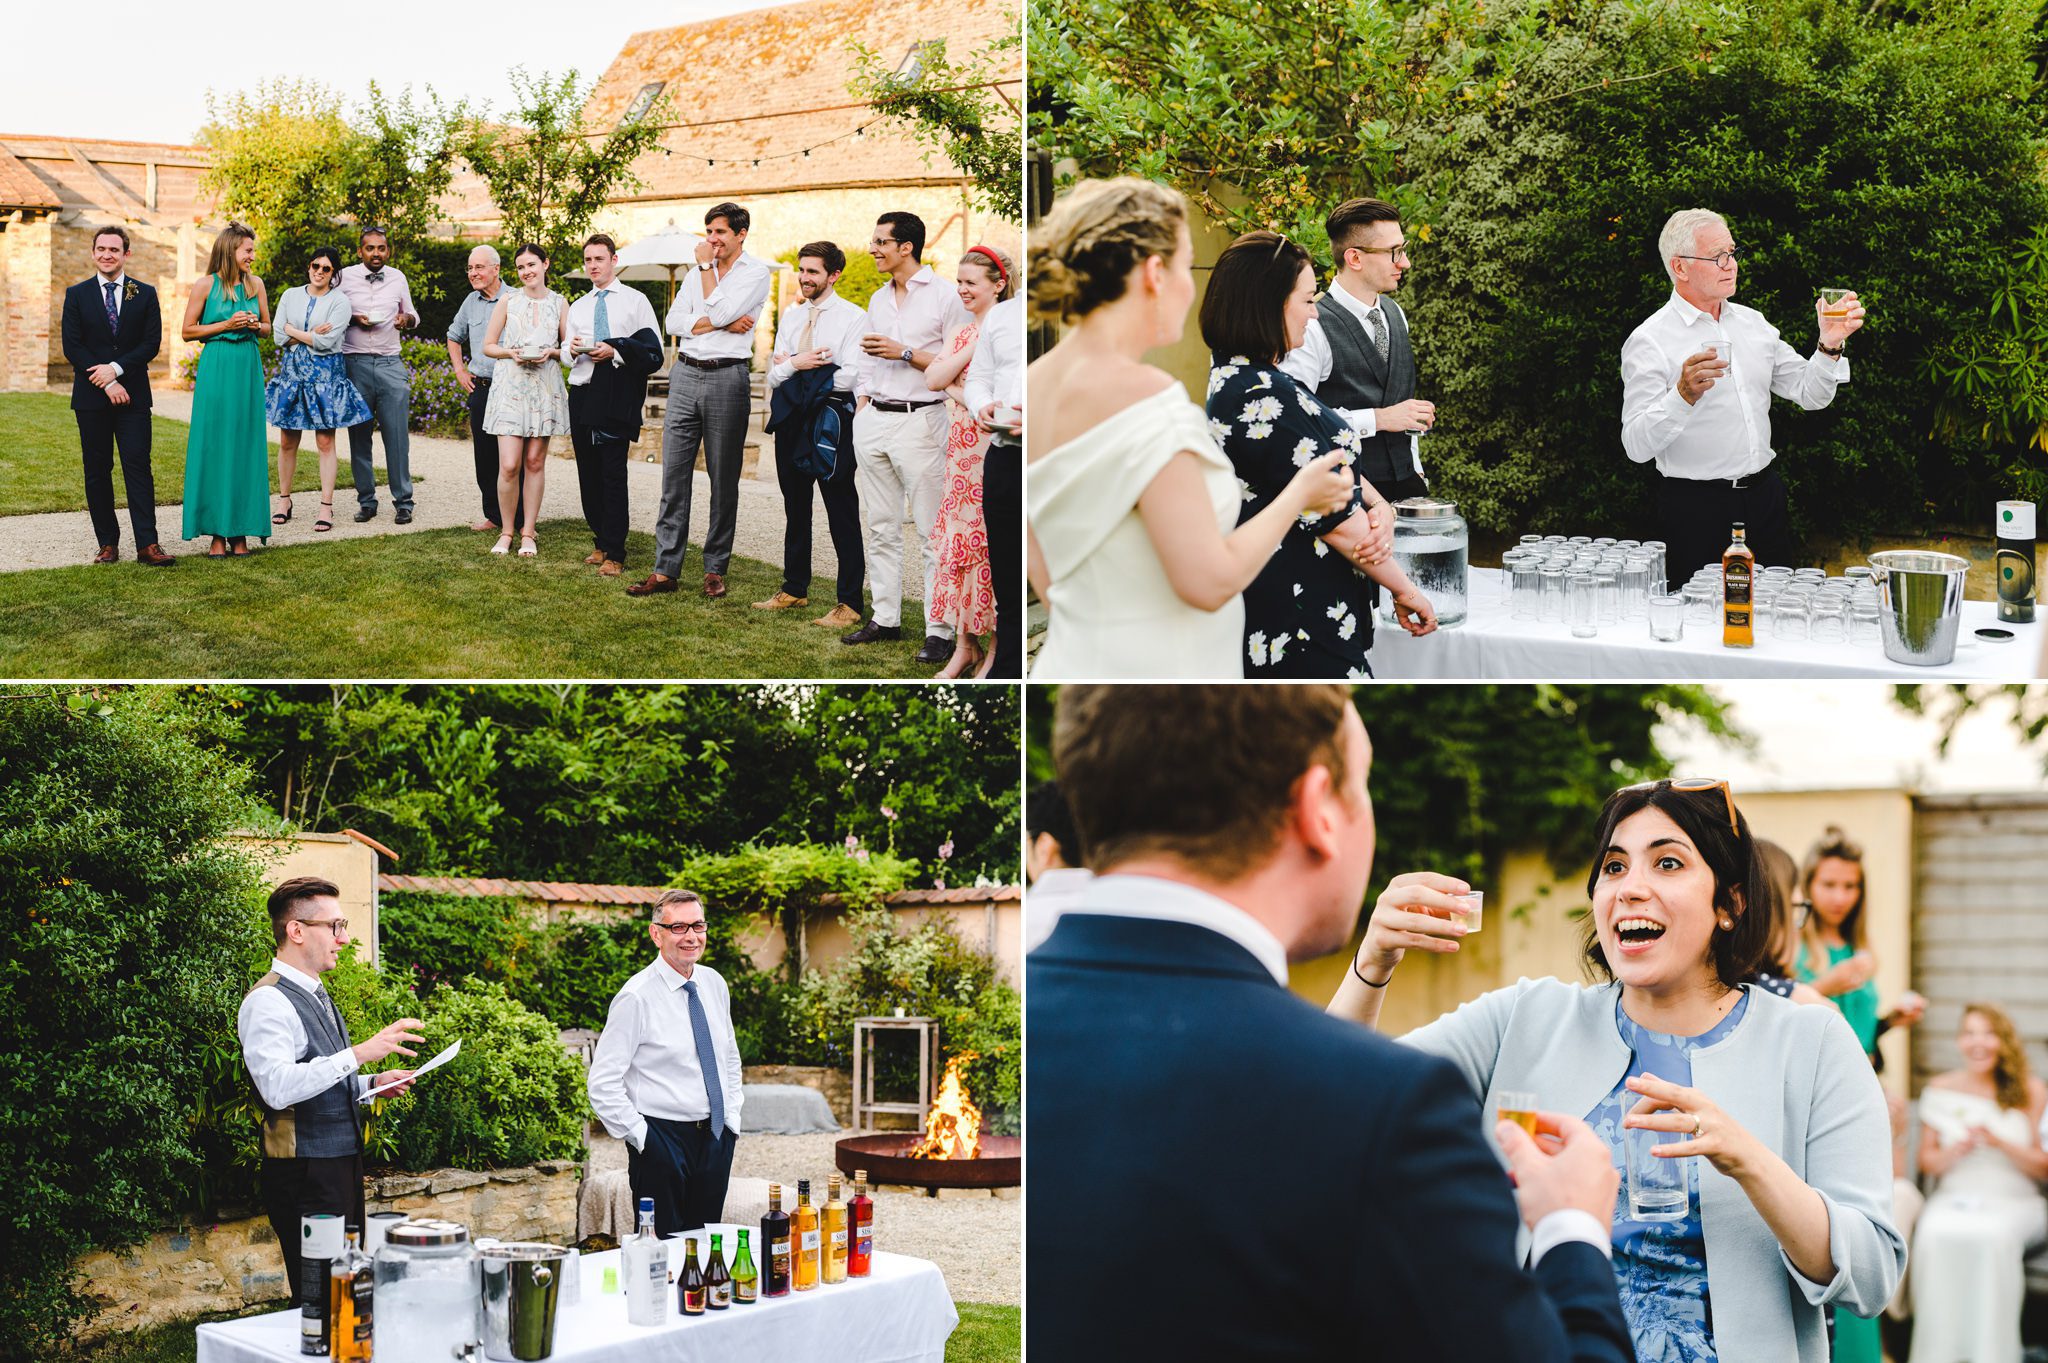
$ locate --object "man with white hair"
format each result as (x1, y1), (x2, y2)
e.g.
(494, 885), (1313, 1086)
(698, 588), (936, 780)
(1620, 208), (1867, 580)
(447, 245), (520, 533)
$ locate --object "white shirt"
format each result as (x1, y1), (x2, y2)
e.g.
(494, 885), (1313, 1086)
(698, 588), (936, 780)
(765, 290), (867, 393)
(663, 253), (771, 362)
(587, 956), (745, 1150)
(856, 265), (972, 403)
(1023, 866), (1095, 954)
(1063, 873), (1609, 1265)
(1620, 291), (1849, 480)
(565, 282), (661, 387)
(963, 294), (1024, 417)
(236, 957), (374, 1113)
(93, 273), (129, 374)
(1279, 286), (1423, 480)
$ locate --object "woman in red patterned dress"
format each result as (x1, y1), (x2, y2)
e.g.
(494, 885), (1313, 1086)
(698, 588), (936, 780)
(923, 245), (1013, 678)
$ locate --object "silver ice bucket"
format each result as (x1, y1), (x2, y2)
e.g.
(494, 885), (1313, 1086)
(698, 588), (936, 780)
(479, 1243), (567, 1361)
(1867, 550), (1969, 666)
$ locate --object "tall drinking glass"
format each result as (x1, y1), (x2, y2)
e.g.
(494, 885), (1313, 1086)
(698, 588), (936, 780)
(1626, 1122), (1689, 1222)
(1568, 572), (1598, 639)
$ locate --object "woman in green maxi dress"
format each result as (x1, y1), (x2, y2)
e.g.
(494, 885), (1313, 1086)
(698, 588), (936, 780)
(182, 223), (272, 555)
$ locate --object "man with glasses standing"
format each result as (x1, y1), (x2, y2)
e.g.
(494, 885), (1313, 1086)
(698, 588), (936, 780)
(588, 890), (745, 1236)
(1621, 208), (1867, 581)
(1280, 198), (1435, 506)
(238, 877), (424, 1298)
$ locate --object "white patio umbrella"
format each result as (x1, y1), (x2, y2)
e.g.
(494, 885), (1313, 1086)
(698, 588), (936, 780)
(565, 220), (706, 311)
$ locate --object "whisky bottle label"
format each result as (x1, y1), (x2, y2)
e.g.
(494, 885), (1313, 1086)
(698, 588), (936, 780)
(1726, 609), (1749, 627)
(801, 1230), (821, 1252)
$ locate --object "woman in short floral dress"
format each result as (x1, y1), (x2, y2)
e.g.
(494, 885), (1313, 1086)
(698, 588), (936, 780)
(482, 242), (571, 557)
(923, 245), (1012, 678)
(1201, 231), (1437, 678)
(265, 246), (371, 532)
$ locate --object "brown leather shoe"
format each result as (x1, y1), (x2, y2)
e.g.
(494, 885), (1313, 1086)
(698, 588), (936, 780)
(812, 603), (862, 629)
(137, 543), (176, 567)
(752, 590), (807, 611)
(92, 544), (118, 564)
(583, 550), (608, 566)
(703, 572), (728, 599)
(625, 573), (678, 597)
(598, 559), (623, 578)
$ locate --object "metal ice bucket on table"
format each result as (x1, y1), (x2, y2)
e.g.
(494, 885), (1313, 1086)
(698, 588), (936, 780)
(1866, 550), (1968, 666)
(479, 1243), (568, 1361)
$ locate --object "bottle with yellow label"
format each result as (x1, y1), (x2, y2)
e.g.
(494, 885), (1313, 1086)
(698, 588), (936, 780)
(1721, 522), (1754, 648)
(823, 1173), (849, 1283)
(793, 1179), (821, 1290)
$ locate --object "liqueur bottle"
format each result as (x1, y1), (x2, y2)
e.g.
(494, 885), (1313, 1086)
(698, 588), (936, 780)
(1721, 522), (1754, 648)
(623, 1196), (669, 1325)
(327, 1230), (369, 1361)
(731, 1228), (759, 1303)
(762, 1184), (792, 1297)
(848, 1169), (875, 1278)
(822, 1174), (849, 1284)
(706, 1232), (732, 1309)
(678, 1237), (707, 1316)
(793, 1179), (821, 1291)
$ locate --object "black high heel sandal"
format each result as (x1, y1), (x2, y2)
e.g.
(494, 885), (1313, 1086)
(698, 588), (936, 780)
(273, 494), (294, 525)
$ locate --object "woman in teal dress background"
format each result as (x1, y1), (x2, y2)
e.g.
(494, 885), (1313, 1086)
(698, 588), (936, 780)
(1792, 826), (1927, 1363)
(181, 223), (271, 555)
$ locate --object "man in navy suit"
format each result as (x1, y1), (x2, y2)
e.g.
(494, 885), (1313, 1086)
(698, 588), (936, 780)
(1028, 685), (1633, 1361)
(61, 225), (173, 566)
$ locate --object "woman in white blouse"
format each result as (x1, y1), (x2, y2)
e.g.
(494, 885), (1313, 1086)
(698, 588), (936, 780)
(265, 247), (370, 533)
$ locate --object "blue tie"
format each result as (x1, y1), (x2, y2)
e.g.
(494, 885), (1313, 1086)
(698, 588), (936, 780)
(682, 979), (726, 1135)
(593, 289), (611, 347)
(103, 280), (120, 332)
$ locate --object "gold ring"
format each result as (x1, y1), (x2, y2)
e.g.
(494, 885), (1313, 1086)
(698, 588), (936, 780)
(1692, 1115), (1704, 1138)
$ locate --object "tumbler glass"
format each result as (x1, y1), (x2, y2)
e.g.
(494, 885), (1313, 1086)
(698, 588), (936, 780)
(1648, 589), (1685, 642)
(1772, 592), (1812, 642)
(1683, 583), (1717, 626)
(1620, 557), (1651, 620)
(1510, 559), (1543, 620)
(1626, 1123), (1689, 1223)
(1593, 568), (1621, 626)
(1811, 595), (1849, 644)
(1568, 572), (1598, 638)
(1539, 566), (1568, 623)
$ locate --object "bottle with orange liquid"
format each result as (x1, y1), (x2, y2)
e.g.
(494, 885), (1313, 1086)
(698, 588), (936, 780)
(1721, 522), (1754, 648)
(793, 1179), (821, 1290)
(823, 1173), (849, 1283)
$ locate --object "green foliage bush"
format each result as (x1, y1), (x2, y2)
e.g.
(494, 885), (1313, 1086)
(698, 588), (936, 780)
(1406, 0), (2048, 545)
(0, 689), (275, 1357)
(776, 245), (889, 311)
(174, 335), (469, 437)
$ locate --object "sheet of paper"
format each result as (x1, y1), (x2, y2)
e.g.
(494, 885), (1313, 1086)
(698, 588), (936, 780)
(367, 1038), (460, 1098)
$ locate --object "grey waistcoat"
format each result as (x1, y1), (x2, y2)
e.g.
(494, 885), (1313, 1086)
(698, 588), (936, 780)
(251, 972), (363, 1159)
(1399, 977), (1904, 1362)
(1317, 294), (1417, 485)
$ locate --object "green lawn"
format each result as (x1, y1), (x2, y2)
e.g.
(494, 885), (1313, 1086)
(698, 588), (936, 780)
(0, 392), (381, 517)
(0, 521), (931, 679)
(80, 1300), (1020, 1361)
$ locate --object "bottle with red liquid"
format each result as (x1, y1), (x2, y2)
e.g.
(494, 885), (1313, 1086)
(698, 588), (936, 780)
(761, 1182), (792, 1297)
(848, 1168), (875, 1277)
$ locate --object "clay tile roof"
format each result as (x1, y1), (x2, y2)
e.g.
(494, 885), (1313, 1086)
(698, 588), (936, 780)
(588, 0), (1018, 201)
(0, 144), (60, 211)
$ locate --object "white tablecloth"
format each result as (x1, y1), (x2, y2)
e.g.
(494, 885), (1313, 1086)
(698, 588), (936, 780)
(1372, 569), (2043, 679)
(196, 1234), (958, 1363)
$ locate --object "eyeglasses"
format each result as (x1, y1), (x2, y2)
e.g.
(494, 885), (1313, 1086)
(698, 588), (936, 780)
(869, 236), (900, 249)
(1675, 247), (1744, 269)
(655, 920), (710, 937)
(299, 917), (349, 935)
(1625, 776), (1738, 836)
(1348, 243), (1410, 264)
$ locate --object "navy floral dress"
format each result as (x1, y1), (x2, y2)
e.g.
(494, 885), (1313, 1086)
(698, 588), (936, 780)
(1586, 988), (1752, 1363)
(1204, 353), (1374, 678)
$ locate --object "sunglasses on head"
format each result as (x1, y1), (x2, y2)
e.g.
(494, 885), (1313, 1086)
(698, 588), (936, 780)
(1622, 776), (1738, 837)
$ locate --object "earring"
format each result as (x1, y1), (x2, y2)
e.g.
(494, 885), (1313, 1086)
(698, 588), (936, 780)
(1716, 914), (1734, 931)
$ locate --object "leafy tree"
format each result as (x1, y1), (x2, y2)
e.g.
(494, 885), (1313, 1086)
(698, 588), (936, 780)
(1923, 222), (2048, 510)
(849, 25), (1025, 222)
(457, 69), (676, 282)
(1894, 683), (2048, 769)
(777, 244), (888, 311)
(1028, 0), (1736, 247)
(0, 688), (277, 1356)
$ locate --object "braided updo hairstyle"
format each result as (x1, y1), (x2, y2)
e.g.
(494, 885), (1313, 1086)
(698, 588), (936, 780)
(1028, 177), (1187, 326)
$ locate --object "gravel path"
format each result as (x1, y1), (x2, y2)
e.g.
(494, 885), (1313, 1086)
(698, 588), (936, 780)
(4, 387), (929, 599)
(586, 1128), (1019, 1306)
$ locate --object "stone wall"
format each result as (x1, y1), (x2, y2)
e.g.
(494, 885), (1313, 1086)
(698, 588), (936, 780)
(0, 218), (54, 395)
(0, 217), (198, 394)
(73, 1162), (579, 1341)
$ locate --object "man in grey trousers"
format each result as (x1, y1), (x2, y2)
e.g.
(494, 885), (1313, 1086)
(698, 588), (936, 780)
(336, 227), (420, 523)
(628, 202), (772, 600)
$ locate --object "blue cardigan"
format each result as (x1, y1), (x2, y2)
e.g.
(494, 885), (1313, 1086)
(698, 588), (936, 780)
(1401, 977), (1905, 1361)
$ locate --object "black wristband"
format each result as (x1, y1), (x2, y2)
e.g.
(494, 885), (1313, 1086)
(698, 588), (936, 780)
(1352, 954), (1391, 989)
(1817, 340), (1844, 357)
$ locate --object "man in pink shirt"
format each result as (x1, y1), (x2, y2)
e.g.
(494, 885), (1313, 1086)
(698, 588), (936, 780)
(335, 227), (420, 524)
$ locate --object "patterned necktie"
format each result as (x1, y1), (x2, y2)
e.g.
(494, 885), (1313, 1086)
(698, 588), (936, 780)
(682, 979), (727, 1135)
(103, 280), (120, 332)
(1365, 304), (1389, 361)
(593, 288), (610, 345)
(798, 304), (817, 354)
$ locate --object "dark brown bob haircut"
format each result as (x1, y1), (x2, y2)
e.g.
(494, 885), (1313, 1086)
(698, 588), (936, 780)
(268, 876), (341, 946)
(1580, 780), (1772, 987)
(1199, 230), (1316, 364)
(1054, 684), (1354, 882)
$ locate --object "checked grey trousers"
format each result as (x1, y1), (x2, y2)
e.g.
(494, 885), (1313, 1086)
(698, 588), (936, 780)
(344, 353), (413, 513)
(654, 360), (751, 578)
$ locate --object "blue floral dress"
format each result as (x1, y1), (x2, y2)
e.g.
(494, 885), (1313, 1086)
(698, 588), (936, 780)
(1586, 988), (1751, 1363)
(265, 286), (371, 432)
(1203, 353), (1373, 677)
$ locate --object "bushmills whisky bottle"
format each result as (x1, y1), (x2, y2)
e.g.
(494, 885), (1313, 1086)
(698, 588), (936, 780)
(1721, 522), (1754, 648)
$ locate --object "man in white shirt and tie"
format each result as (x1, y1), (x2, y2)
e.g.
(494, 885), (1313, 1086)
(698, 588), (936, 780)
(587, 890), (745, 1237)
(844, 211), (972, 660)
(758, 240), (868, 626)
(238, 877), (423, 1298)
(630, 203), (771, 601)
(565, 234), (664, 578)
(1620, 208), (1866, 581)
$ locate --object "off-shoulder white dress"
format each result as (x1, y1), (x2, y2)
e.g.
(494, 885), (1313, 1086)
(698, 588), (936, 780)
(1028, 385), (1244, 679)
(1908, 1088), (2048, 1363)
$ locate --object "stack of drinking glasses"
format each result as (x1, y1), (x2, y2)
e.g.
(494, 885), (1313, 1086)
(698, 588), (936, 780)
(1498, 534), (1668, 640)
